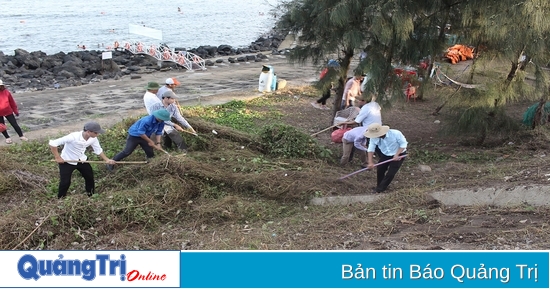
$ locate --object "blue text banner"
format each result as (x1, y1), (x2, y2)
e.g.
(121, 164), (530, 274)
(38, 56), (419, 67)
(179, 251), (548, 288)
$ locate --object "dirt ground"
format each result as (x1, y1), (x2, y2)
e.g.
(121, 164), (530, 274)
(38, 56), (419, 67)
(2, 53), (550, 250)
(1, 53), (319, 145)
(256, 84), (550, 250)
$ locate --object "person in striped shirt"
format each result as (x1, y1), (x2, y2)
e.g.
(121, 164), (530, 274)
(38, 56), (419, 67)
(149, 90), (196, 154)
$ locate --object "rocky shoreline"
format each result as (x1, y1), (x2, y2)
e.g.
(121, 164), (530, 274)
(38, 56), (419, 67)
(0, 32), (288, 93)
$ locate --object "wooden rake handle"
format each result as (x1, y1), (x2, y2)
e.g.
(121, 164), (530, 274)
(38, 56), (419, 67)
(338, 155), (407, 180)
(310, 123), (343, 137)
(51, 160), (148, 164)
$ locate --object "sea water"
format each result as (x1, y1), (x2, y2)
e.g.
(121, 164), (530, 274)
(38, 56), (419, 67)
(0, 0), (279, 55)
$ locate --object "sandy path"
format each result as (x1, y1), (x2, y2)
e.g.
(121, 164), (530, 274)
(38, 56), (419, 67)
(1, 54), (319, 146)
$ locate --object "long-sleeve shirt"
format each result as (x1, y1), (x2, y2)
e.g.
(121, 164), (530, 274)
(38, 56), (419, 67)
(367, 129), (408, 156)
(149, 102), (191, 129)
(48, 131), (103, 165)
(128, 115), (164, 137)
(143, 91), (161, 115)
(156, 86), (171, 102)
(0, 89), (19, 116)
(342, 126), (369, 151)
(354, 101), (382, 127)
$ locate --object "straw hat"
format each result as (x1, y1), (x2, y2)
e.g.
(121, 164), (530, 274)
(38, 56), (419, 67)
(364, 123), (390, 138)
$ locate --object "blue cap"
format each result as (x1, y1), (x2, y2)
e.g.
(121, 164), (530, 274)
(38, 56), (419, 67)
(153, 109), (171, 121)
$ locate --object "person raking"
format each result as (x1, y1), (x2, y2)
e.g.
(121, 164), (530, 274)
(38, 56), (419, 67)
(365, 123), (408, 193)
(49, 122), (115, 198)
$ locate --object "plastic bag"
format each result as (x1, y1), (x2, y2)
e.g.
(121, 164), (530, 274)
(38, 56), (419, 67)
(331, 126), (350, 143)
(0, 123), (6, 133)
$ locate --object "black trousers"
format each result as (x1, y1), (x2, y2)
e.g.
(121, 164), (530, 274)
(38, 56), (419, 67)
(163, 130), (187, 151)
(0, 114), (24, 138)
(316, 88), (331, 105)
(375, 151), (407, 192)
(113, 135), (155, 161)
(58, 162), (95, 198)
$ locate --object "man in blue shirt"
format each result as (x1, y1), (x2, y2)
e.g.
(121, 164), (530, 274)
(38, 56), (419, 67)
(365, 123), (408, 193)
(107, 109), (171, 171)
(354, 96), (381, 128)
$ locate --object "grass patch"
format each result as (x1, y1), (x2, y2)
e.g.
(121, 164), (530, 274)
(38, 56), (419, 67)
(185, 100), (279, 133)
(2, 81), (550, 250)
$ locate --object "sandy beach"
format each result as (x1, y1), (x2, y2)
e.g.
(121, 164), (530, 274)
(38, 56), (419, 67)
(1, 46), (320, 146)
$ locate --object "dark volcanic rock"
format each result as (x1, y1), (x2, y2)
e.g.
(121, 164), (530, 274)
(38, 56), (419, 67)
(0, 31), (287, 92)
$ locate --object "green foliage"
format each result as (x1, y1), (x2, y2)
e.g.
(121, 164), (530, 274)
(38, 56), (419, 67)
(0, 174), (18, 196)
(56, 199), (102, 230)
(202, 184), (229, 200)
(276, 0), (550, 131)
(109, 193), (160, 228)
(462, 0), (550, 67)
(408, 149), (450, 163)
(414, 209), (429, 223)
(45, 179), (59, 197)
(187, 100), (274, 132)
(443, 106), (520, 145)
(259, 124), (332, 159)
(6, 139), (53, 165)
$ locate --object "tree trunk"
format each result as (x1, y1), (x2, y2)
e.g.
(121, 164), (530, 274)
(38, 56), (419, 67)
(519, 55), (531, 71)
(332, 79), (345, 116)
(468, 41), (482, 84)
(505, 62), (520, 86)
(331, 49), (354, 119)
(532, 98), (546, 129)
(504, 46), (526, 89)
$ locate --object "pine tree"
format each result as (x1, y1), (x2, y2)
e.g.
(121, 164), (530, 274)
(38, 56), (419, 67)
(462, 0), (550, 105)
(274, 0), (550, 136)
(274, 0), (463, 106)
(274, 0), (375, 113)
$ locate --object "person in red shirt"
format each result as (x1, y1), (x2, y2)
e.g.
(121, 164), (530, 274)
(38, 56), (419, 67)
(0, 80), (27, 144)
(311, 59), (340, 110)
